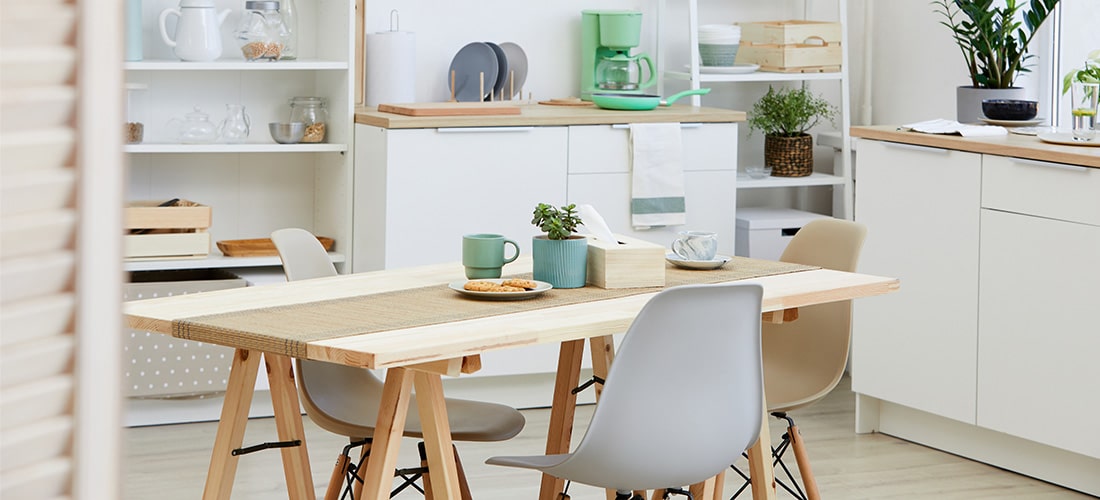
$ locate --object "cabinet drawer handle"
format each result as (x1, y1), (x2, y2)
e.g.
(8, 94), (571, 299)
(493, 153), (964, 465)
(1010, 157), (1089, 173)
(882, 142), (950, 154)
(436, 127), (535, 133)
(610, 123), (703, 130)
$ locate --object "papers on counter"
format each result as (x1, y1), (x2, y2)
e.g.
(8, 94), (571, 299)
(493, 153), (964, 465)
(902, 119), (1007, 137)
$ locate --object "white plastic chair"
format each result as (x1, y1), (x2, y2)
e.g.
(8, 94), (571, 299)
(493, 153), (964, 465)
(270, 228), (526, 500)
(730, 218), (867, 500)
(486, 282), (765, 500)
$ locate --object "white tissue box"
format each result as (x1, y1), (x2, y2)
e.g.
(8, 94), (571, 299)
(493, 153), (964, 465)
(586, 234), (666, 289)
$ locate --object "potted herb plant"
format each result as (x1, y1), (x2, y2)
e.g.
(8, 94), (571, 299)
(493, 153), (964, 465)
(531, 203), (587, 289)
(933, 0), (1060, 123)
(747, 85), (837, 177)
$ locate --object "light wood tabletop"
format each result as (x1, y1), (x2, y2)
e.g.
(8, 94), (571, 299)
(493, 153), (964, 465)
(124, 258), (898, 500)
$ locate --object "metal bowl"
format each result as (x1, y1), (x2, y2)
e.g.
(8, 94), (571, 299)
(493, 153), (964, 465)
(981, 99), (1038, 121)
(269, 122), (305, 144)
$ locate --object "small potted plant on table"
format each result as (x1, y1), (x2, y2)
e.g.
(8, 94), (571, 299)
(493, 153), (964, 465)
(531, 203), (587, 289)
(747, 85), (837, 177)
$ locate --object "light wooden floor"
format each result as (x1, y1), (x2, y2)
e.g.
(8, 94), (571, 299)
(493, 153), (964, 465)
(123, 376), (1092, 500)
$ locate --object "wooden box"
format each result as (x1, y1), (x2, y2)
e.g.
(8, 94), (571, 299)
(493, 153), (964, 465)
(124, 199), (212, 258)
(586, 234), (666, 289)
(736, 20), (842, 72)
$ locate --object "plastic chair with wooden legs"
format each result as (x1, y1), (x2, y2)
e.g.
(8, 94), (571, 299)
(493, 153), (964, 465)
(729, 218), (867, 500)
(271, 228), (526, 500)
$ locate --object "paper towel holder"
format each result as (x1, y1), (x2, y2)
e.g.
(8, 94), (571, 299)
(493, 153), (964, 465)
(389, 9), (400, 32)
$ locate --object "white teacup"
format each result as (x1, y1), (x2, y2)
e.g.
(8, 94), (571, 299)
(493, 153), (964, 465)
(672, 231), (719, 261)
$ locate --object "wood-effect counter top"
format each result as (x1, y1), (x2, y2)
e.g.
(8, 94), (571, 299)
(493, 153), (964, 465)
(355, 103), (746, 129)
(851, 125), (1100, 168)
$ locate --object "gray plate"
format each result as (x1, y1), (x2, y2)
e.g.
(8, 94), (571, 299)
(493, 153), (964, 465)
(499, 42), (528, 99)
(484, 42), (508, 100)
(448, 42), (498, 102)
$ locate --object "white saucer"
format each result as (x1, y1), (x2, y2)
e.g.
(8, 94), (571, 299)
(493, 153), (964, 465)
(449, 279), (552, 300)
(1006, 126), (1053, 136)
(979, 117), (1044, 127)
(686, 64), (760, 75)
(665, 253), (732, 270)
(1037, 132), (1100, 147)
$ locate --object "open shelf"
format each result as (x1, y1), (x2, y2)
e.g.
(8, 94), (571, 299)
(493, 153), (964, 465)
(124, 252), (346, 272)
(664, 70), (843, 84)
(125, 59), (349, 71)
(125, 143), (348, 153)
(737, 171), (846, 189)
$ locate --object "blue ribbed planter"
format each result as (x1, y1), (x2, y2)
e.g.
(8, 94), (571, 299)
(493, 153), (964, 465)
(532, 236), (588, 289)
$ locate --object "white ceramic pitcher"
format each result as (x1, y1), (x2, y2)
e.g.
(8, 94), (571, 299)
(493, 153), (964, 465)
(159, 0), (231, 62)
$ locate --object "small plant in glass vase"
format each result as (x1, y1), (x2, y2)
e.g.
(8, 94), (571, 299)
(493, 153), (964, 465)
(747, 85), (837, 178)
(530, 203), (588, 289)
(1063, 49), (1100, 140)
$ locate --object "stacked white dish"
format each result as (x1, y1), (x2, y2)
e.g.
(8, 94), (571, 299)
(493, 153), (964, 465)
(698, 24), (741, 67)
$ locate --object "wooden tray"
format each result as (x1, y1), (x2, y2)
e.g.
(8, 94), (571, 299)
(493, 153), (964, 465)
(217, 237), (334, 257)
(378, 102), (522, 117)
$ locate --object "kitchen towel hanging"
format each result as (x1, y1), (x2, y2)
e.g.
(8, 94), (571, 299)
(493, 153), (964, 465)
(629, 123), (687, 229)
(365, 11), (416, 107)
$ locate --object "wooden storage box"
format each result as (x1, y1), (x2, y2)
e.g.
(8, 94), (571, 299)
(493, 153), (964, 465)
(586, 234), (666, 289)
(124, 199), (212, 258)
(736, 20), (842, 72)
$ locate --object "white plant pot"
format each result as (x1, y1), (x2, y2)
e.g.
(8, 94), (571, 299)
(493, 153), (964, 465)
(956, 86), (1026, 124)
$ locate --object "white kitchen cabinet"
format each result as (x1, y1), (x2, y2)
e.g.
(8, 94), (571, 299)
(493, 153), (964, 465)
(566, 123), (738, 254)
(353, 125), (568, 272)
(124, 0), (355, 274)
(851, 138), (982, 424)
(977, 209), (1100, 459)
(657, 0), (852, 218)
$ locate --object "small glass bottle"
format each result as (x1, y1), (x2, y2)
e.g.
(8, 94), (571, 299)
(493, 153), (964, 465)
(280, 0), (298, 60)
(125, 83), (148, 144)
(289, 97), (328, 143)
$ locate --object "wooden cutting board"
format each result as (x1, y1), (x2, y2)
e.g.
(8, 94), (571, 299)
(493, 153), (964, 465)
(217, 237), (334, 257)
(378, 102), (522, 117)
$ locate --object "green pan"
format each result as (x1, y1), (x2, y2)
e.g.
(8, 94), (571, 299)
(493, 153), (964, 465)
(591, 88), (712, 111)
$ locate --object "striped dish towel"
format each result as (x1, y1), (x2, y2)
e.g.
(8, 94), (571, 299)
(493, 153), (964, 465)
(630, 123), (686, 229)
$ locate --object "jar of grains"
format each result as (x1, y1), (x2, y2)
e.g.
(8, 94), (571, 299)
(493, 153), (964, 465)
(234, 0), (290, 61)
(125, 83), (148, 144)
(289, 96), (328, 143)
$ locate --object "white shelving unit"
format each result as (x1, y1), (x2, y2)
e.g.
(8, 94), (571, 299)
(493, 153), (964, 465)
(656, 0), (853, 218)
(125, 0), (356, 274)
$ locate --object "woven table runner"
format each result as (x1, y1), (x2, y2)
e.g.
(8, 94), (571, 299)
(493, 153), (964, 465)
(174, 257), (817, 357)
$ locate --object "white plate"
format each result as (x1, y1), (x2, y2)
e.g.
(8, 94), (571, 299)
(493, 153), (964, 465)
(448, 278), (552, 300)
(1037, 132), (1100, 147)
(499, 42), (528, 99)
(979, 117), (1044, 127)
(690, 64), (760, 74)
(665, 253), (732, 270)
(447, 42), (498, 102)
(1006, 126), (1055, 136)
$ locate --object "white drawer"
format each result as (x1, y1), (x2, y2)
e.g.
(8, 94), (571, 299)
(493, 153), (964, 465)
(567, 123), (738, 174)
(981, 155), (1100, 226)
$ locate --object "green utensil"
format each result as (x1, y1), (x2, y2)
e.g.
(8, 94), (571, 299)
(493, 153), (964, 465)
(591, 88), (711, 110)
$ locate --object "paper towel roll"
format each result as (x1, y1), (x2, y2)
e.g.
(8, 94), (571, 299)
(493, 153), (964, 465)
(366, 31), (416, 106)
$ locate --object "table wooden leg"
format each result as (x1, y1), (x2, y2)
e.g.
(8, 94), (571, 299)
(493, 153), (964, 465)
(265, 353), (316, 500)
(202, 348), (261, 500)
(360, 367), (415, 500)
(538, 339), (586, 500)
(747, 407), (777, 500)
(413, 371), (462, 500)
(689, 474), (719, 500)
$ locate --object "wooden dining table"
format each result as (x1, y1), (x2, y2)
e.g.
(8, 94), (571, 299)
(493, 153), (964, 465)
(124, 256), (898, 500)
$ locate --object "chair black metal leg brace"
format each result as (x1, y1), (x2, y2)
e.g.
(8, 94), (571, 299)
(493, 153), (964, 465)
(727, 412), (811, 500)
(331, 438), (430, 500)
(553, 482), (692, 500)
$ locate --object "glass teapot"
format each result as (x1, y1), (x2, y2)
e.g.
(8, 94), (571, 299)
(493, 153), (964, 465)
(595, 51), (656, 91)
(169, 107), (219, 144)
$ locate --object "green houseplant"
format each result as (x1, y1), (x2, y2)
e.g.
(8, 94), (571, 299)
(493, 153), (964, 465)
(1062, 49), (1100, 94)
(747, 85), (837, 177)
(530, 203), (588, 289)
(932, 0), (1060, 122)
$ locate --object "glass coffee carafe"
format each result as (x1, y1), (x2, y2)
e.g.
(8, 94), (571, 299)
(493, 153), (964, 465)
(595, 51), (655, 91)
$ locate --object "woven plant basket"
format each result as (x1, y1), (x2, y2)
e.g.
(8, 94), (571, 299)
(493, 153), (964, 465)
(765, 133), (813, 177)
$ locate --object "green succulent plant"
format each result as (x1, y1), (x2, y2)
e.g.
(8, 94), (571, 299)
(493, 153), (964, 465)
(531, 203), (582, 240)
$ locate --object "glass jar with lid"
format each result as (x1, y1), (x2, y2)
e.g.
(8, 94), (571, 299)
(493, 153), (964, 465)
(234, 0), (290, 61)
(289, 96), (328, 143)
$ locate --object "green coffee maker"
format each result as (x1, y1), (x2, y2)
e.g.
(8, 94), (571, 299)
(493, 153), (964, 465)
(581, 10), (656, 101)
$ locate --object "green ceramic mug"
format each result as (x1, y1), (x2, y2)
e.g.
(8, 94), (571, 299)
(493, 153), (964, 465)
(462, 233), (520, 279)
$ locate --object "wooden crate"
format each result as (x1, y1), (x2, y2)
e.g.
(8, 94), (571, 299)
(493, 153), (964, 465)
(736, 20), (842, 72)
(586, 234), (665, 289)
(124, 199), (212, 258)
(739, 20), (842, 45)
